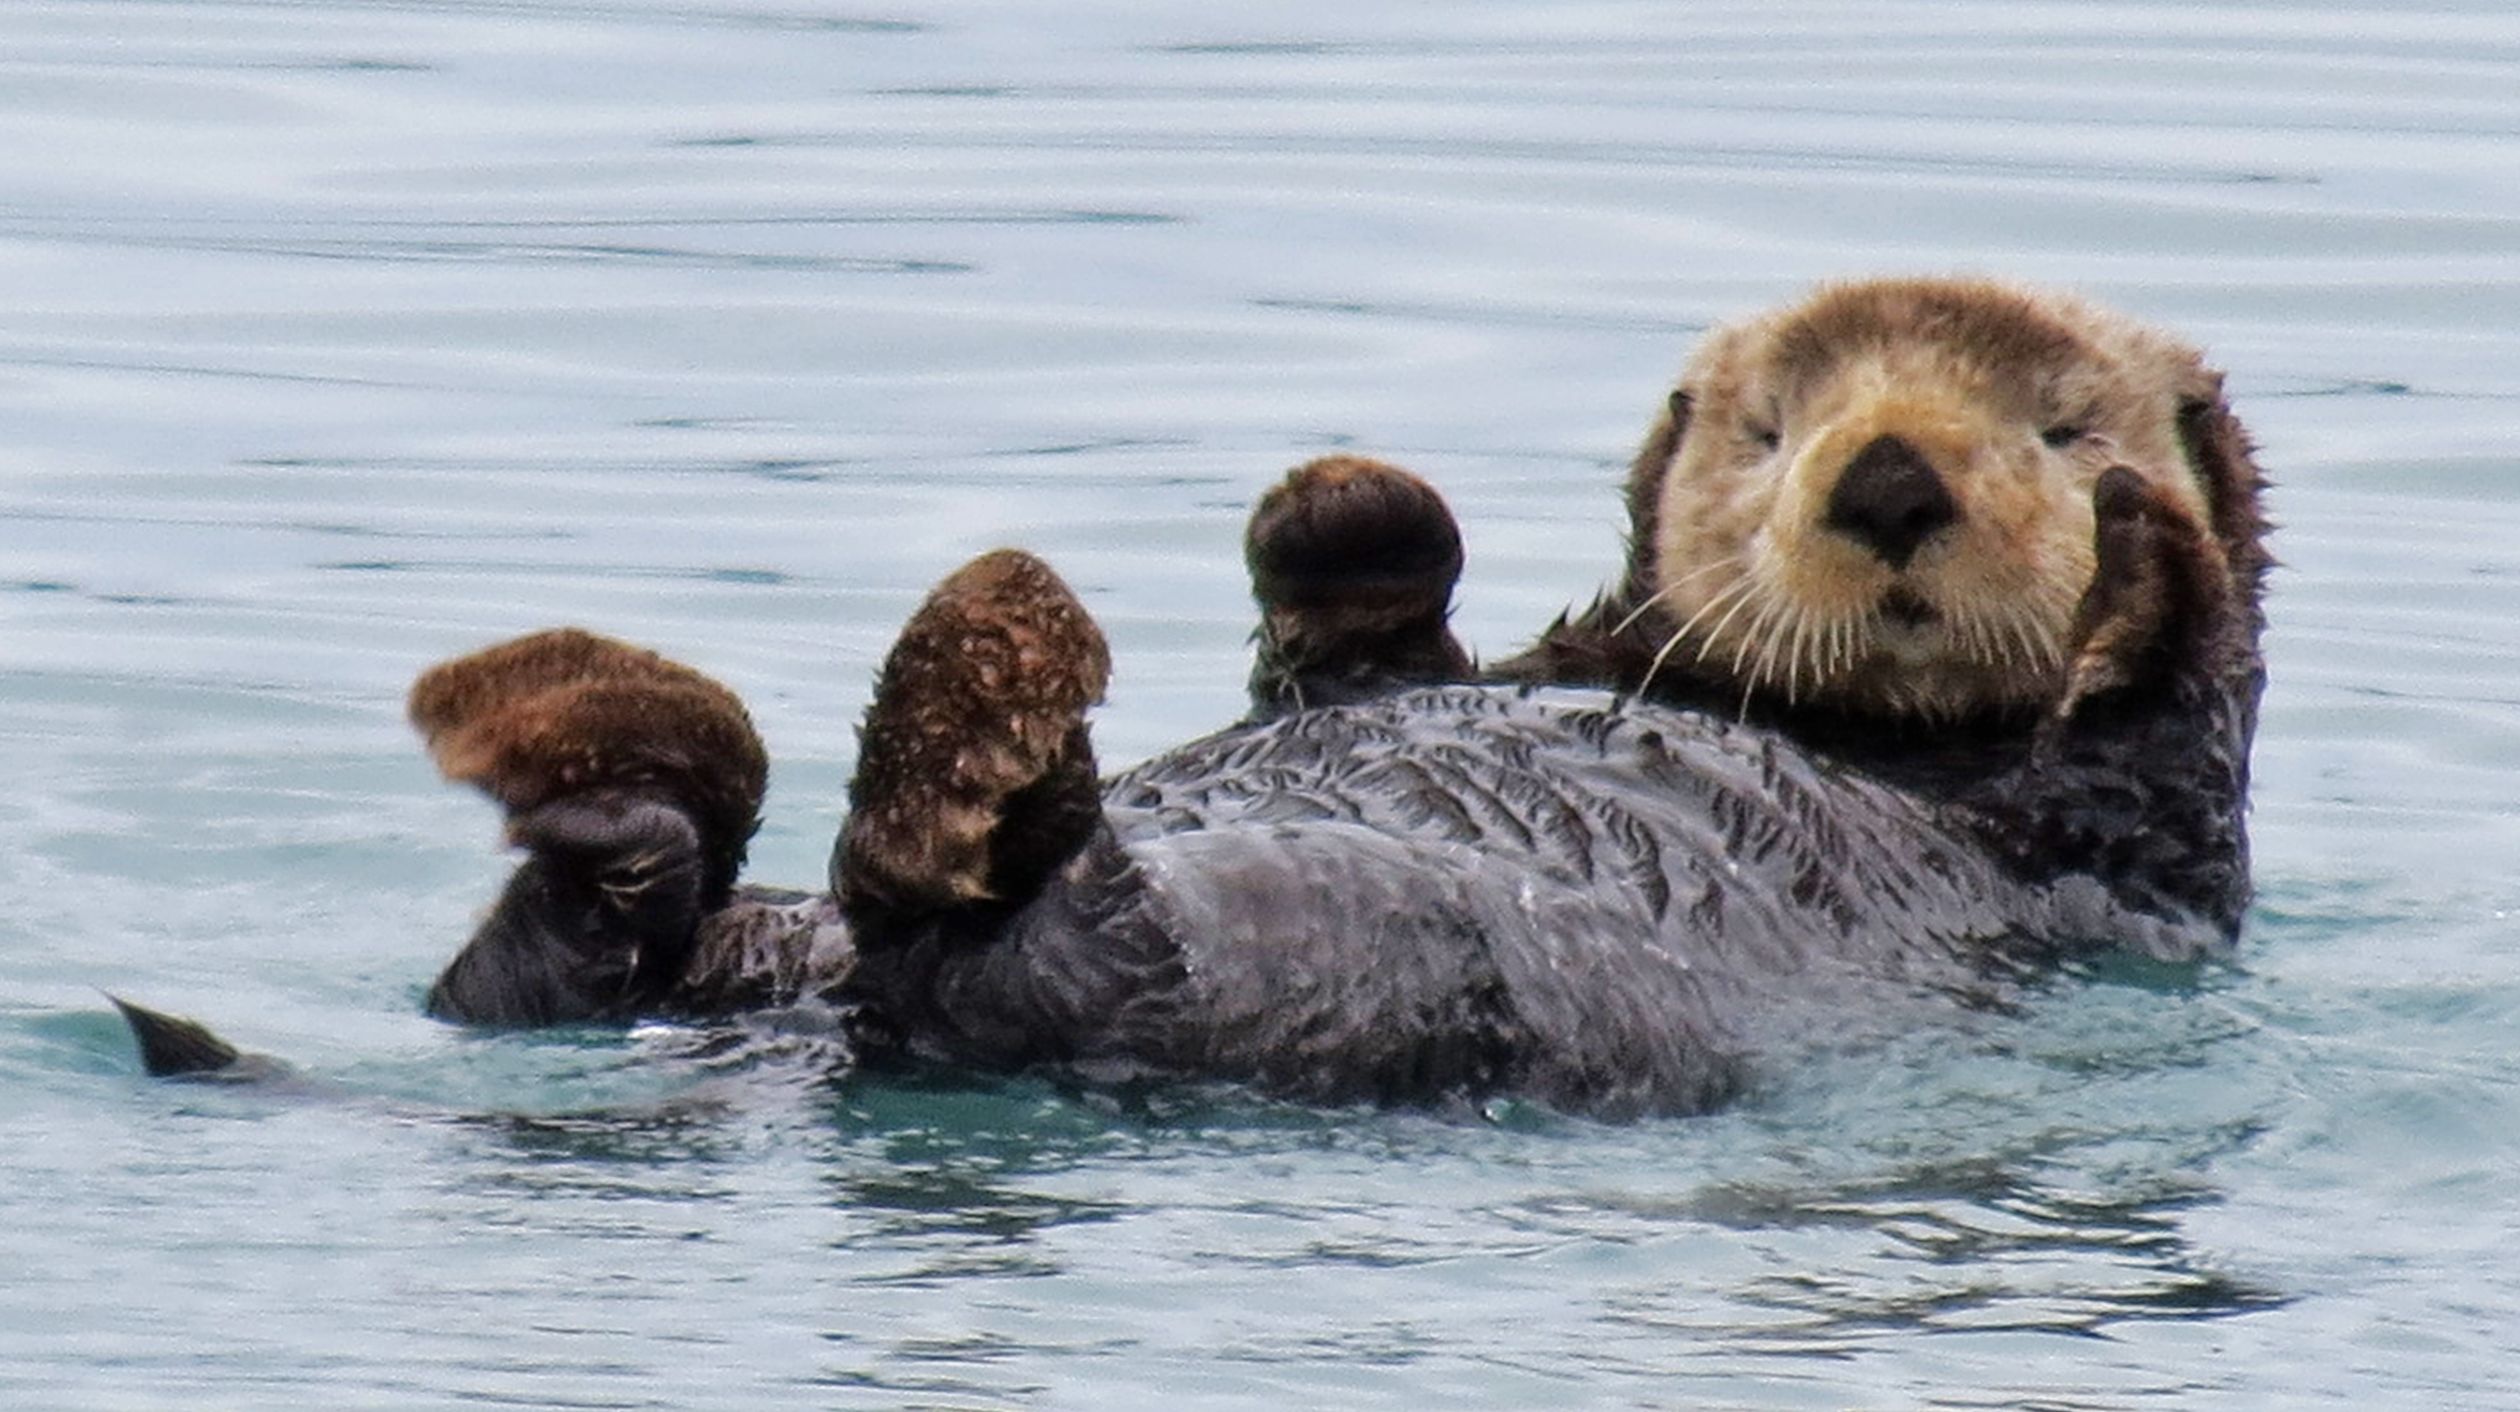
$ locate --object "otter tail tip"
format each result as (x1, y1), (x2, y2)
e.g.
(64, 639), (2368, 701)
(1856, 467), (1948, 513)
(106, 994), (244, 1078)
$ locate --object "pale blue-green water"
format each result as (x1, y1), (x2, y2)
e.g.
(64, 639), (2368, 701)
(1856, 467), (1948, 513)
(5, 2), (2519, 1407)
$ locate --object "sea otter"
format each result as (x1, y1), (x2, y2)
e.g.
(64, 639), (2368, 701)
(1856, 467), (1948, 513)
(123, 277), (2270, 1120)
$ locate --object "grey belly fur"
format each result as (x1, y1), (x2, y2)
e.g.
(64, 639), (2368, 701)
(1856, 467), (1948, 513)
(819, 686), (2208, 1118)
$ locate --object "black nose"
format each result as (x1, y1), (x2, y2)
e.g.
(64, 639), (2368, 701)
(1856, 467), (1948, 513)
(1822, 434), (1959, 570)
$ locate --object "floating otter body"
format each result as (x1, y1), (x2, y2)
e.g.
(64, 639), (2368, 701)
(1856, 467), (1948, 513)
(130, 278), (2270, 1119)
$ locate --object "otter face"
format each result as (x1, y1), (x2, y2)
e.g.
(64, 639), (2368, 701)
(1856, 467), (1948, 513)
(1636, 278), (2227, 720)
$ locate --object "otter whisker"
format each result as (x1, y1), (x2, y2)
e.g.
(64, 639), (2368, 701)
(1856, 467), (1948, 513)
(1745, 598), (1794, 703)
(1958, 600), (2002, 671)
(1725, 598), (1776, 712)
(1662, 573), (1755, 652)
(1739, 596), (1800, 718)
(1727, 597), (1773, 679)
(2004, 610), (2052, 677)
(1708, 572), (1789, 684)
(1637, 575), (1758, 698)
(1977, 602), (2006, 669)
(1992, 607), (2026, 675)
(1780, 609), (1804, 706)
(1786, 607), (1823, 707)
(1822, 618), (1843, 686)
(1610, 556), (1742, 637)
(1640, 583), (1758, 699)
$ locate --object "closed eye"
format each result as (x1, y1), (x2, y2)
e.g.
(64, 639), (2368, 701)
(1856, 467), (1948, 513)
(2040, 423), (2087, 449)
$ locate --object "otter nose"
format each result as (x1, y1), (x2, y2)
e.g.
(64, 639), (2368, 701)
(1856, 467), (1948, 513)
(1822, 434), (1959, 570)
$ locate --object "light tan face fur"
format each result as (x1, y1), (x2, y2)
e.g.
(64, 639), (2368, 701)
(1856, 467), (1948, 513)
(1637, 278), (2223, 720)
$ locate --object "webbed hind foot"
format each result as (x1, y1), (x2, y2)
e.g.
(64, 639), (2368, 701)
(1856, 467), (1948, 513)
(1243, 455), (1472, 719)
(411, 628), (768, 1024)
(835, 550), (1111, 923)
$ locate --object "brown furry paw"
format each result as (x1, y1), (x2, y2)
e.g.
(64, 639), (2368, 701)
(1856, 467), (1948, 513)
(1243, 455), (1472, 716)
(409, 627), (767, 904)
(836, 549), (1111, 919)
(2053, 466), (2230, 722)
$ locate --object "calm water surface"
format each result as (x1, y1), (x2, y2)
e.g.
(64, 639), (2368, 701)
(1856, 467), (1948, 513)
(5, 2), (2519, 1407)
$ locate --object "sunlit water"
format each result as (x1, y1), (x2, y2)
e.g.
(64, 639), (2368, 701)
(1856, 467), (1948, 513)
(5, 2), (2519, 1407)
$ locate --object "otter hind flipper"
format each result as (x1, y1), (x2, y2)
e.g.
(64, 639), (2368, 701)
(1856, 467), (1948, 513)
(424, 791), (713, 1025)
(109, 995), (245, 1078)
(411, 629), (769, 1025)
(836, 549), (1111, 922)
(410, 627), (767, 904)
(1243, 455), (1473, 718)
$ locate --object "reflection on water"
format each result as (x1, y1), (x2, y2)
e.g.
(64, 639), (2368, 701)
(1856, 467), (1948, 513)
(4, 0), (2520, 1408)
(1681, 1163), (2286, 1344)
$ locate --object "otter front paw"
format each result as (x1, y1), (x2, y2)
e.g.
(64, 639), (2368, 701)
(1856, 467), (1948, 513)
(836, 549), (1111, 921)
(2053, 466), (2232, 725)
(1243, 455), (1472, 718)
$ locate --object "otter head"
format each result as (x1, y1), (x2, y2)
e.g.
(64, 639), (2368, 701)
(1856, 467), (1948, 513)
(1624, 277), (2250, 721)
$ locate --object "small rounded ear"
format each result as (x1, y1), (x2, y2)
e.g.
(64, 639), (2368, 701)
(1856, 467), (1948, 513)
(1620, 388), (1694, 599)
(2174, 371), (2274, 606)
(410, 629), (767, 904)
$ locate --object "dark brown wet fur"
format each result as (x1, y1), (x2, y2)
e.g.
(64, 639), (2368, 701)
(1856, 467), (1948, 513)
(1967, 460), (2264, 937)
(1243, 455), (1473, 718)
(835, 549), (1112, 920)
(2036, 377), (2271, 741)
(410, 627), (767, 905)
(111, 995), (244, 1078)
(2056, 467), (2223, 718)
(410, 629), (768, 1025)
(1483, 392), (1688, 691)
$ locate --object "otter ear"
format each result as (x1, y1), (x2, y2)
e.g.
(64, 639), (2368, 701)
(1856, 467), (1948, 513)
(2053, 467), (2228, 723)
(410, 629), (768, 906)
(2175, 371), (2274, 604)
(836, 550), (1110, 924)
(1619, 388), (1693, 592)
